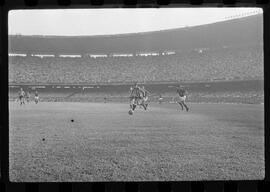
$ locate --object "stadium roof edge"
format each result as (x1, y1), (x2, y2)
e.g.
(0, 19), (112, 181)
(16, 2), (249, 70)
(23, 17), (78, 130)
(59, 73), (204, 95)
(9, 14), (263, 54)
(9, 14), (262, 39)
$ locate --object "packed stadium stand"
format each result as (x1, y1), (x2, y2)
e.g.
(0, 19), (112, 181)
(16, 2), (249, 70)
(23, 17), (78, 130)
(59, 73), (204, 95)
(9, 44), (263, 84)
(9, 14), (263, 85)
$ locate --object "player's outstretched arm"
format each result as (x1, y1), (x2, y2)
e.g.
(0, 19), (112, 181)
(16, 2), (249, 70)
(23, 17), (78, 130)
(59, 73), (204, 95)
(145, 88), (151, 94)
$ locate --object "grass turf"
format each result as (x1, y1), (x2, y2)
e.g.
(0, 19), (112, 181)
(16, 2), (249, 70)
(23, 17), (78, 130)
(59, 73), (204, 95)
(9, 101), (264, 181)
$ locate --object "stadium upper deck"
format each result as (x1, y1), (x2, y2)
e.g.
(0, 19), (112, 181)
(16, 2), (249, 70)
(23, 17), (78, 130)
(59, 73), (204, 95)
(8, 14), (263, 84)
(9, 45), (263, 84)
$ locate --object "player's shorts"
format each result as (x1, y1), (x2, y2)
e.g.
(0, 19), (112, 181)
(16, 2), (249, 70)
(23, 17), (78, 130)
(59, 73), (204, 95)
(177, 95), (186, 102)
(35, 96), (39, 100)
(142, 96), (148, 102)
(19, 95), (23, 100)
(137, 96), (147, 105)
(130, 96), (141, 105)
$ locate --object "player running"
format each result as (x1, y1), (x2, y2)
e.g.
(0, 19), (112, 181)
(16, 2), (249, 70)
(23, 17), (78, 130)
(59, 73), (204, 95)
(34, 90), (39, 104)
(140, 86), (149, 110)
(129, 82), (143, 112)
(175, 85), (189, 112)
(158, 94), (163, 104)
(18, 88), (25, 106)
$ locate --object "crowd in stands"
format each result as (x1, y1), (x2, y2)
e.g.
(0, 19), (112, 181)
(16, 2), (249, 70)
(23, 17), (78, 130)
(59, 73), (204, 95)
(9, 44), (263, 84)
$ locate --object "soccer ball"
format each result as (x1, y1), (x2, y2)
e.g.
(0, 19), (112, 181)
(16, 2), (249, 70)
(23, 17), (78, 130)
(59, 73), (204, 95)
(128, 110), (133, 115)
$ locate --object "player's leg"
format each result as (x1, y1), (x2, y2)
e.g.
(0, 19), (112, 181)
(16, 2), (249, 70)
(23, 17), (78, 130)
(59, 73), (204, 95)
(140, 98), (147, 110)
(139, 93), (144, 108)
(177, 101), (184, 110)
(142, 104), (146, 110)
(176, 96), (184, 110)
(145, 102), (148, 109)
(133, 98), (137, 111)
(19, 96), (22, 105)
(134, 97), (141, 110)
(181, 101), (189, 111)
(144, 97), (148, 110)
(130, 97), (136, 111)
(181, 96), (189, 111)
(130, 97), (133, 109)
(144, 96), (149, 110)
(140, 96), (148, 110)
(141, 93), (148, 110)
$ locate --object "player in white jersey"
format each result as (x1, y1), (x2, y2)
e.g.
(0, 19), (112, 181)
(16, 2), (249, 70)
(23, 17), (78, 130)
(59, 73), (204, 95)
(140, 86), (149, 110)
(158, 94), (163, 104)
(34, 90), (39, 104)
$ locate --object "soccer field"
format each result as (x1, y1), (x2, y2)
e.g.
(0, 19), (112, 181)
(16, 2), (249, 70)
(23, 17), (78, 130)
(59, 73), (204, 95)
(9, 101), (264, 181)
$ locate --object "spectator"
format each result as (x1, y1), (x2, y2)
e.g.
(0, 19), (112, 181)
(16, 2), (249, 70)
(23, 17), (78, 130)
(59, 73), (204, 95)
(9, 44), (263, 84)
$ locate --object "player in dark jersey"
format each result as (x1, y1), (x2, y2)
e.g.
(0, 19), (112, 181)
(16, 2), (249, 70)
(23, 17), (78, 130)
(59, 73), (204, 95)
(34, 90), (39, 104)
(18, 88), (25, 106)
(176, 85), (189, 112)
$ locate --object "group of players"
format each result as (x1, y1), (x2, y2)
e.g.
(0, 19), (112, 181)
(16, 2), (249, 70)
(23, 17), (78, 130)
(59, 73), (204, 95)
(128, 82), (189, 114)
(16, 84), (189, 113)
(17, 88), (39, 105)
(129, 82), (150, 112)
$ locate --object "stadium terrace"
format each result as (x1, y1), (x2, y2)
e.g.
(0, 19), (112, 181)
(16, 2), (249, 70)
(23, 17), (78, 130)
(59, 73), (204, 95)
(8, 14), (263, 85)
